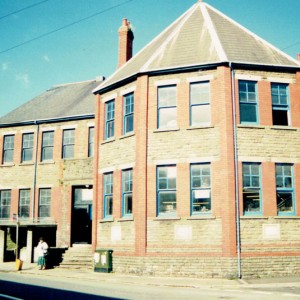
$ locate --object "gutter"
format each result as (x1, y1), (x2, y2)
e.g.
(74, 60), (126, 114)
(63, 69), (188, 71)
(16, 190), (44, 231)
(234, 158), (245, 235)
(0, 114), (95, 128)
(229, 62), (242, 279)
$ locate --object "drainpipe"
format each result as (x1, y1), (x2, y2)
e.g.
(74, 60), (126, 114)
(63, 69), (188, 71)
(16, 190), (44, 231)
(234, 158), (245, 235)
(32, 121), (39, 222)
(229, 62), (242, 278)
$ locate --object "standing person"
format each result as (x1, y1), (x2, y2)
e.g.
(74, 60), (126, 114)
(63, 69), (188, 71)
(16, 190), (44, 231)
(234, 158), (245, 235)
(37, 237), (48, 270)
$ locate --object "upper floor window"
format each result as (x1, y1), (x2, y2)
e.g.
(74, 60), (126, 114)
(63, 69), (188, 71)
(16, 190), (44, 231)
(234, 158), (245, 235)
(19, 189), (30, 218)
(157, 165), (176, 216)
(62, 129), (75, 159)
(191, 164), (211, 215)
(190, 82), (210, 126)
(242, 163), (262, 215)
(88, 127), (94, 157)
(105, 100), (115, 139)
(3, 135), (14, 164)
(276, 164), (294, 215)
(272, 83), (290, 126)
(158, 85), (177, 129)
(41, 131), (54, 161)
(39, 188), (51, 218)
(123, 93), (134, 134)
(0, 190), (11, 219)
(122, 169), (133, 216)
(239, 80), (258, 124)
(21, 133), (34, 162)
(103, 173), (113, 218)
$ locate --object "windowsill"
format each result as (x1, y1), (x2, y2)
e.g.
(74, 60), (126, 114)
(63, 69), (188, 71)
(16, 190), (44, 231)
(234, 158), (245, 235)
(187, 125), (214, 130)
(274, 215), (300, 219)
(39, 160), (55, 165)
(240, 215), (268, 219)
(237, 124), (265, 129)
(19, 161), (34, 166)
(120, 132), (135, 140)
(99, 217), (114, 223)
(101, 137), (115, 145)
(270, 126), (297, 131)
(154, 215), (181, 221)
(118, 216), (134, 222)
(0, 163), (15, 167)
(187, 214), (216, 220)
(153, 127), (180, 133)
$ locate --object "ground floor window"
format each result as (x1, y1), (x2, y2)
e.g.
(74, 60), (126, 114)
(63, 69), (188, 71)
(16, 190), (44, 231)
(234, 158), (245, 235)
(242, 163), (262, 215)
(276, 163), (294, 215)
(191, 163), (211, 214)
(122, 169), (133, 216)
(157, 165), (176, 216)
(103, 173), (113, 218)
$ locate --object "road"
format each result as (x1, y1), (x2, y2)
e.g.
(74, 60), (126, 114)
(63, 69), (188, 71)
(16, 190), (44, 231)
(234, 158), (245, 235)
(1, 272), (300, 299)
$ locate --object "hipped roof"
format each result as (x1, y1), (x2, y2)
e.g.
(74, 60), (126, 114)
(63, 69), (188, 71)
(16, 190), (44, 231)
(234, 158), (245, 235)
(94, 1), (300, 94)
(0, 79), (100, 126)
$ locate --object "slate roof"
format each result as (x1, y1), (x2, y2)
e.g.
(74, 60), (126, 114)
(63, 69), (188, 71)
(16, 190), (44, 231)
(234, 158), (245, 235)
(0, 79), (102, 126)
(93, 1), (300, 94)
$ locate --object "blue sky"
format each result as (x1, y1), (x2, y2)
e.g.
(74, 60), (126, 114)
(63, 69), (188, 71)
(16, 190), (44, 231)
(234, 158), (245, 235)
(0, 0), (300, 117)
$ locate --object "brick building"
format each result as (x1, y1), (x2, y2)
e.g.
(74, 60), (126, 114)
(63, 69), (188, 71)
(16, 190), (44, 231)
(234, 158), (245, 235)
(0, 78), (103, 262)
(92, 1), (300, 278)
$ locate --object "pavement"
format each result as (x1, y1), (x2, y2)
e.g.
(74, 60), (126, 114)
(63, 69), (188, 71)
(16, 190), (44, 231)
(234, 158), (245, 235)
(1, 261), (300, 289)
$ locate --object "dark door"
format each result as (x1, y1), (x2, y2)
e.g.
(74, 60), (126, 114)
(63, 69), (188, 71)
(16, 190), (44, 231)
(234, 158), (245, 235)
(71, 186), (93, 244)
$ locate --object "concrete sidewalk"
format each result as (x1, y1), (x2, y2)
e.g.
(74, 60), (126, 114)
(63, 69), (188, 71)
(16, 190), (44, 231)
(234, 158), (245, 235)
(1, 261), (300, 289)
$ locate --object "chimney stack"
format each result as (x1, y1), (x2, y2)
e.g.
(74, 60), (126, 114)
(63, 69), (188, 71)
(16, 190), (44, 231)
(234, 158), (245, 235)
(118, 18), (134, 69)
(297, 53), (300, 62)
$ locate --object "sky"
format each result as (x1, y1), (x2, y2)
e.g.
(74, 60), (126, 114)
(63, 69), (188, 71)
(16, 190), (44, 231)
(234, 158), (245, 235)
(0, 0), (300, 118)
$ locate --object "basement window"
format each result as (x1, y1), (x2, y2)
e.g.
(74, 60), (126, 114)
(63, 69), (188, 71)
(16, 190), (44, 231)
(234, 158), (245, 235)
(272, 83), (290, 126)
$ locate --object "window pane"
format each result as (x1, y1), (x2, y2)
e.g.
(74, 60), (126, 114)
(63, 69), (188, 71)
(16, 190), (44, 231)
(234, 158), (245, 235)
(190, 82), (210, 105)
(124, 114), (134, 133)
(277, 192), (293, 213)
(124, 194), (132, 215)
(159, 107), (177, 128)
(243, 189), (260, 213)
(158, 86), (176, 107)
(159, 192), (176, 214)
(192, 189), (211, 213)
(191, 105), (210, 126)
(240, 103), (257, 123)
(272, 109), (288, 126)
(105, 196), (113, 216)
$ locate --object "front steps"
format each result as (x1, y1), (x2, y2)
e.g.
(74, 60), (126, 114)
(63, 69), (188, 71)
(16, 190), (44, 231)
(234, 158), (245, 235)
(59, 244), (94, 271)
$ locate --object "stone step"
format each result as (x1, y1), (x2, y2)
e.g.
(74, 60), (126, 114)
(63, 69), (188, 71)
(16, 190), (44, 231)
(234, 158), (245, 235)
(58, 245), (94, 271)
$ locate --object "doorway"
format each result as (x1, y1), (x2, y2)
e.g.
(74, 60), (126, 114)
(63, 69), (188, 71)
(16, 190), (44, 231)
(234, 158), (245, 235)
(71, 186), (93, 245)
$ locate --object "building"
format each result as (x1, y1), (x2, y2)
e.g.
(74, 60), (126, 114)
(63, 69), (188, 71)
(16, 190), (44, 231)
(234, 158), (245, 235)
(92, 1), (300, 278)
(0, 78), (103, 262)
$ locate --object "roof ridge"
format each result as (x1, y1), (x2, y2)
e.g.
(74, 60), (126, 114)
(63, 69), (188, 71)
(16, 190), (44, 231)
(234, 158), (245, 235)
(139, 3), (200, 73)
(201, 2), (227, 62)
(205, 3), (300, 66)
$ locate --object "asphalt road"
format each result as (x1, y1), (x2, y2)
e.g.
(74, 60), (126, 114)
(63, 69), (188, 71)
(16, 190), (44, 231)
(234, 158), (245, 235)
(1, 272), (300, 300)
